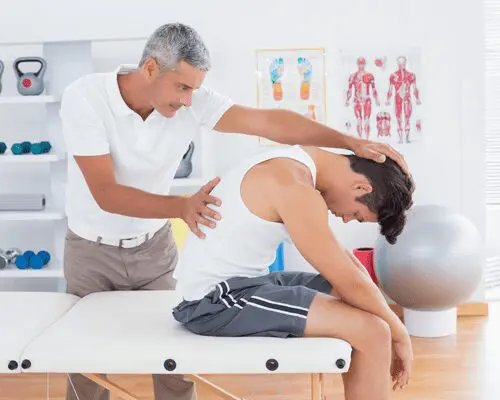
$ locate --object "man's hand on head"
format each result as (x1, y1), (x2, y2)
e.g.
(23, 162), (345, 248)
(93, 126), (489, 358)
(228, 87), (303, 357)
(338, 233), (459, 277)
(181, 177), (222, 239)
(349, 137), (410, 175)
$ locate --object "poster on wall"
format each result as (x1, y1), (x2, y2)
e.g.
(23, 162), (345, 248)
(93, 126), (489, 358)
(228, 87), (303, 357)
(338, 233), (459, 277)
(339, 47), (423, 145)
(256, 48), (327, 146)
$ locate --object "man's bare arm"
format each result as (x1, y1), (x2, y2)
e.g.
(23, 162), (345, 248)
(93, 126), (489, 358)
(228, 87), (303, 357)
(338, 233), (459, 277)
(274, 184), (405, 338)
(74, 155), (220, 227)
(74, 154), (185, 218)
(214, 105), (409, 174)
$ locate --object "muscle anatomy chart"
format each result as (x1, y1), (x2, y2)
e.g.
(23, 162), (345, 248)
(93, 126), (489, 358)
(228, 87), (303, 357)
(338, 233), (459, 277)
(340, 48), (423, 145)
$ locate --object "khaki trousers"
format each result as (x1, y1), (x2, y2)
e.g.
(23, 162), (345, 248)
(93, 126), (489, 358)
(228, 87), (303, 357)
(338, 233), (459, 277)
(63, 221), (195, 400)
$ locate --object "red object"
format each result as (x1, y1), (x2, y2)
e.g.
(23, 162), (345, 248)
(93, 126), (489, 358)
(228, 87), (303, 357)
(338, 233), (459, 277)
(353, 247), (378, 284)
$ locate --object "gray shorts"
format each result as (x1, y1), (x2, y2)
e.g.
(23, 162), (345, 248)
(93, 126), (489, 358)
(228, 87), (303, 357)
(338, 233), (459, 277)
(172, 272), (332, 338)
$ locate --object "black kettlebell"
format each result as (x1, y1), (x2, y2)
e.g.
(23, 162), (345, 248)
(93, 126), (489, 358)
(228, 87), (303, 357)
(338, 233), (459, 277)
(175, 142), (195, 179)
(14, 57), (47, 96)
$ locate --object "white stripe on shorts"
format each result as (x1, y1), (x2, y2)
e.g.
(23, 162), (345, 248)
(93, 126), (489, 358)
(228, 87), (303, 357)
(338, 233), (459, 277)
(251, 295), (309, 312)
(247, 301), (308, 319)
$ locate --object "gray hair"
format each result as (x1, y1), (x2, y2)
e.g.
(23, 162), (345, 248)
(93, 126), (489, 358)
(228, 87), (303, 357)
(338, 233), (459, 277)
(139, 23), (211, 71)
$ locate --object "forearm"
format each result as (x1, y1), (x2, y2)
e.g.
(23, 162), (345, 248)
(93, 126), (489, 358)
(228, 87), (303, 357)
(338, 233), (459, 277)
(97, 183), (185, 219)
(262, 109), (356, 150)
(345, 249), (372, 279)
(336, 271), (404, 338)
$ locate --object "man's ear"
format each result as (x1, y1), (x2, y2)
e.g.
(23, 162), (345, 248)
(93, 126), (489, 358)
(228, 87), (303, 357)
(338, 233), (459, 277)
(141, 58), (160, 80)
(352, 182), (372, 195)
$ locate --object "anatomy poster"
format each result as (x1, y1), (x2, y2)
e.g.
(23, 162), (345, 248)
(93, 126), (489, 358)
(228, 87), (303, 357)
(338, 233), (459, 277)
(256, 48), (326, 146)
(339, 48), (423, 145)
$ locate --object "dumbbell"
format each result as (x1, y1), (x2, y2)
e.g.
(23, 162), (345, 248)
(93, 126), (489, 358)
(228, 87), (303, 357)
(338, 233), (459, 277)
(11, 141), (31, 155)
(30, 250), (50, 269)
(15, 250), (51, 270)
(31, 141), (51, 155)
(0, 247), (22, 269)
(0, 142), (6, 154)
(40, 141), (51, 153)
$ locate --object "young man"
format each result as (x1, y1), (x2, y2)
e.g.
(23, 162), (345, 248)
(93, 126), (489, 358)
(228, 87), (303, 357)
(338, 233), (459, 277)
(172, 145), (415, 400)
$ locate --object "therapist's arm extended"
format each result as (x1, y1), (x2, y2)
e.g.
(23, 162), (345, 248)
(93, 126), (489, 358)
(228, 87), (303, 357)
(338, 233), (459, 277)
(74, 154), (221, 238)
(214, 105), (409, 175)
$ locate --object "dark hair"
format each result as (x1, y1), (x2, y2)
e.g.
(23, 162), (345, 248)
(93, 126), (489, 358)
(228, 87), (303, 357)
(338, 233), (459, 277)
(345, 154), (415, 244)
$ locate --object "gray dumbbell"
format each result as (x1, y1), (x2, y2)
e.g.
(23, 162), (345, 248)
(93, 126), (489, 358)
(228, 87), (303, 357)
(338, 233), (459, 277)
(0, 248), (22, 268)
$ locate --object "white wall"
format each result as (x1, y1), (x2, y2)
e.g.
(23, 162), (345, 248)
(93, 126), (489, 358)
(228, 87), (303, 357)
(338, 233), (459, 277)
(0, 0), (485, 300)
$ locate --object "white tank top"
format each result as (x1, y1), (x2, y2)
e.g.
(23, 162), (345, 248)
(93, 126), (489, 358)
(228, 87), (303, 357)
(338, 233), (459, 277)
(174, 145), (317, 301)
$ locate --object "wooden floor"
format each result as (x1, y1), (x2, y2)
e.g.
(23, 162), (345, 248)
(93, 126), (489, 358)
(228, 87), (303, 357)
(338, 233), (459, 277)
(2, 302), (500, 400)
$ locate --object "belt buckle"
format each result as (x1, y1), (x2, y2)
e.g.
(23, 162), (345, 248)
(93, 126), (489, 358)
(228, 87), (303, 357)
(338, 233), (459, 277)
(118, 232), (149, 248)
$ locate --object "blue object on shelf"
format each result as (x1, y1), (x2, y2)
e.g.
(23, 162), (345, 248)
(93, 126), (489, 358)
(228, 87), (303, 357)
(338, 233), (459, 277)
(37, 250), (51, 265)
(15, 255), (29, 269)
(30, 255), (44, 269)
(268, 242), (284, 272)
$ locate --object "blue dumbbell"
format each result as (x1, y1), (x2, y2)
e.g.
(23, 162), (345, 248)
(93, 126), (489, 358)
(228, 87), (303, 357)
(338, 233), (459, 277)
(15, 255), (29, 269)
(21, 141), (31, 154)
(11, 143), (23, 155)
(37, 250), (51, 265)
(40, 141), (51, 154)
(30, 255), (45, 269)
(31, 143), (43, 154)
(23, 250), (35, 260)
(0, 142), (6, 154)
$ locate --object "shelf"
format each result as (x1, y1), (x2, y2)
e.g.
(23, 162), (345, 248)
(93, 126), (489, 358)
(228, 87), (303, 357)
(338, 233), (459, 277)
(0, 151), (65, 163)
(0, 95), (60, 104)
(0, 205), (65, 221)
(0, 260), (64, 278)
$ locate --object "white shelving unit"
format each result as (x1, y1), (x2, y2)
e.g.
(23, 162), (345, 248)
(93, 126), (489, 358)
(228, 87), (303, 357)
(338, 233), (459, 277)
(0, 152), (64, 163)
(0, 37), (214, 292)
(0, 95), (60, 104)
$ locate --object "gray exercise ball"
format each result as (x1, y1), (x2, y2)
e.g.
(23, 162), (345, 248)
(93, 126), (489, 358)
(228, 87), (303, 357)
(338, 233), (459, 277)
(374, 204), (483, 311)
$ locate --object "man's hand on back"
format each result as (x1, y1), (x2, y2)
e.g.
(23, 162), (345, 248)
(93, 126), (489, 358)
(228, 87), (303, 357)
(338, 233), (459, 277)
(181, 177), (222, 239)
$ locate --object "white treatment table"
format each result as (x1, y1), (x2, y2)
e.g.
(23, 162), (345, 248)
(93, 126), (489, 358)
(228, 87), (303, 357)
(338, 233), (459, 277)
(0, 290), (352, 400)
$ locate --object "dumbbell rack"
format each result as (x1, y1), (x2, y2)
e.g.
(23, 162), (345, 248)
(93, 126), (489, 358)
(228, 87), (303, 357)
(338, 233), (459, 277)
(0, 37), (216, 292)
(0, 39), (93, 292)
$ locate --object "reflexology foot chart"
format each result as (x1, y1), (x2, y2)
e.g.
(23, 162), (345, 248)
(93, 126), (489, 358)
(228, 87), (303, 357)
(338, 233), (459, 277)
(256, 48), (326, 145)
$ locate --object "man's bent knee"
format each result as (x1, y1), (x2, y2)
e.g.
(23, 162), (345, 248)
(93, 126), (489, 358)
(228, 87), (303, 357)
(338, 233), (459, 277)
(304, 293), (391, 351)
(358, 313), (391, 351)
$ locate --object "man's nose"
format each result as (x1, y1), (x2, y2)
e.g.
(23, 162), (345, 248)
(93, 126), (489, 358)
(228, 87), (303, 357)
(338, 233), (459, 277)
(180, 92), (193, 107)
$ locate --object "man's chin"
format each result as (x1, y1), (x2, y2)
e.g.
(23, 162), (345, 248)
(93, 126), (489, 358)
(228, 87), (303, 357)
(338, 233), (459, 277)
(159, 108), (178, 118)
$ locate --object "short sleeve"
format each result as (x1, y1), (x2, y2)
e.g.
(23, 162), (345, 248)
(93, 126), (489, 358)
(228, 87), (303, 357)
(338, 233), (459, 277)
(190, 86), (234, 130)
(59, 86), (110, 156)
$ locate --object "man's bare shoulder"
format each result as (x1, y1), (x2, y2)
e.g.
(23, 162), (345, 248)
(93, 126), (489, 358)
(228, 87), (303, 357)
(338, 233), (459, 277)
(240, 155), (317, 223)
(269, 156), (314, 186)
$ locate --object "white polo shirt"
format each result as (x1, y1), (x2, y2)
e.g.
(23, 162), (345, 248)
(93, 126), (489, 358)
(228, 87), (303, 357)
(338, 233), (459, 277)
(59, 65), (233, 239)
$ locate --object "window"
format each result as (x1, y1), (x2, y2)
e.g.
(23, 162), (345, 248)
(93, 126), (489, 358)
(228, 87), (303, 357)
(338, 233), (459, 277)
(486, 0), (500, 205)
